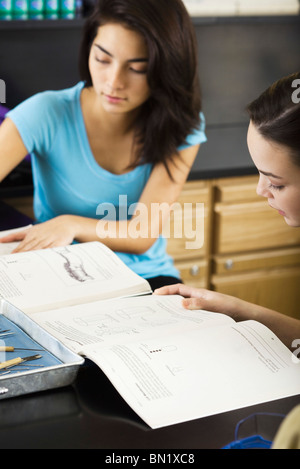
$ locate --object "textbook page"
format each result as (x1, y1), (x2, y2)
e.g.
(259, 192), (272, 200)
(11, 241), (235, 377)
(0, 225), (32, 256)
(29, 295), (300, 428)
(29, 295), (235, 352)
(87, 319), (300, 428)
(0, 242), (151, 314)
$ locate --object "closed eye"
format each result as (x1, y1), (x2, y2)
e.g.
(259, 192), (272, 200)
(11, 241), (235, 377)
(269, 183), (284, 191)
(95, 57), (110, 64)
(130, 67), (147, 74)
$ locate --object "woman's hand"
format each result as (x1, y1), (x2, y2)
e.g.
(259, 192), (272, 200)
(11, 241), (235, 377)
(154, 283), (245, 321)
(0, 215), (77, 252)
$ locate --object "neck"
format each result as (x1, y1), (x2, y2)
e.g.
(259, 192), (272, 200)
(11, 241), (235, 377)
(85, 87), (139, 137)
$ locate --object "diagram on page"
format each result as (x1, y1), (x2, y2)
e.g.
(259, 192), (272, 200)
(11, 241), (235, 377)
(72, 304), (179, 339)
(36, 244), (118, 287)
(55, 247), (95, 283)
(33, 295), (233, 353)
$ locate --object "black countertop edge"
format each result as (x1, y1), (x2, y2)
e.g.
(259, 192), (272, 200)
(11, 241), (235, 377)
(0, 14), (298, 30)
(191, 14), (300, 25)
(188, 165), (257, 181)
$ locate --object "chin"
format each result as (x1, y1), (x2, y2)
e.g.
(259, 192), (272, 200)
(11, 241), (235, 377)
(284, 217), (300, 228)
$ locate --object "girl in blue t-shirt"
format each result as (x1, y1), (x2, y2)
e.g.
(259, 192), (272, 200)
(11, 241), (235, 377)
(0, 0), (206, 289)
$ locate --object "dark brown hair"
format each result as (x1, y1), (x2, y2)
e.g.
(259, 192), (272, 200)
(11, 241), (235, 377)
(247, 72), (300, 167)
(79, 0), (202, 175)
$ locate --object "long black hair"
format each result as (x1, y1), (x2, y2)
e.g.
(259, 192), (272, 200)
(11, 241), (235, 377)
(79, 0), (202, 175)
(247, 72), (300, 167)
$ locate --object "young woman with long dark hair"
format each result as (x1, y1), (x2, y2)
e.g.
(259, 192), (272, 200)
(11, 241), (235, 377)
(0, 0), (206, 289)
(156, 72), (300, 348)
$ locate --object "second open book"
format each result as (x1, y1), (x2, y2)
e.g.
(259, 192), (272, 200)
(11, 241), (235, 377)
(0, 236), (299, 428)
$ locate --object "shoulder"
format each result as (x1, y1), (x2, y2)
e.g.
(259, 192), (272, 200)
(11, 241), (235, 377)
(6, 82), (84, 154)
(8, 82), (84, 121)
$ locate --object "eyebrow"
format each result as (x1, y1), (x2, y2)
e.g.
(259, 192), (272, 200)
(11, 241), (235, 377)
(258, 170), (283, 180)
(94, 44), (148, 63)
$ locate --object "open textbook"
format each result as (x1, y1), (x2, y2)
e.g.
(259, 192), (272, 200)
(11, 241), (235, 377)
(0, 239), (151, 313)
(0, 234), (299, 428)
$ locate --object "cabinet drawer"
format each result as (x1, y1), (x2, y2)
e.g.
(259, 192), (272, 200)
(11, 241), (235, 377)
(214, 175), (259, 203)
(167, 206), (207, 259)
(211, 266), (300, 319)
(177, 180), (210, 205)
(175, 258), (208, 288)
(214, 200), (300, 254)
(213, 247), (300, 275)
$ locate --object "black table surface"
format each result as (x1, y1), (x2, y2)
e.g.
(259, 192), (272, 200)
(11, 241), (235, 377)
(0, 200), (299, 450)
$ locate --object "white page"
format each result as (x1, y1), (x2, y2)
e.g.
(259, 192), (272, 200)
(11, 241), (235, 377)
(0, 242), (151, 313)
(86, 320), (300, 428)
(29, 295), (300, 428)
(0, 225), (32, 256)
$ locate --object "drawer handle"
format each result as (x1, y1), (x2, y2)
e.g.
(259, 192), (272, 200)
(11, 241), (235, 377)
(225, 259), (234, 270)
(190, 265), (200, 276)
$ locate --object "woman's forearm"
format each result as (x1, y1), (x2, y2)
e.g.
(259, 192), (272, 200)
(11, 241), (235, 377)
(207, 292), (300, 351)
(70, 214), (156, 254)
(240, 301), (300, 351)
(199, 293), (300, 351)
(1, 214), (158, 254)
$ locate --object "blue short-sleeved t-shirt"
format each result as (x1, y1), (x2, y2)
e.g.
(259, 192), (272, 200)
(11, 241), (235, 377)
(7, 82), (207, 279)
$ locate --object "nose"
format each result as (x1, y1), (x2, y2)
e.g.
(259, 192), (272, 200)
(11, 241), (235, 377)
(108, 64), (125, 91)
(256, 174), (273, 199)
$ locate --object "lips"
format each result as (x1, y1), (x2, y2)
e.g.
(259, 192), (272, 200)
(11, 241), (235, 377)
(269, 203), (286, 216)
(277, 209), (286, 216)
(104, 94), (126, 103)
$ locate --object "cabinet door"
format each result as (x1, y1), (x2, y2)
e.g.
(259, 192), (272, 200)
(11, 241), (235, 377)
(213, 175), (300, 254)
(175, 258), (208, 288)
(213, 247), (300, 275)
(166, 180), (211, 260)
(212, 266), (300, 319)
(214, 200), (300, 254)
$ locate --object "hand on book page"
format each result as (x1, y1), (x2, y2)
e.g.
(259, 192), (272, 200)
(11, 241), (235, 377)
(0, 225), (32, 255)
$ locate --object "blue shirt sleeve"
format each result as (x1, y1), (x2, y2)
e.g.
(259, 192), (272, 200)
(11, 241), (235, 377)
(6, 91), (61, 156)
(178, 112), (207, 150)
